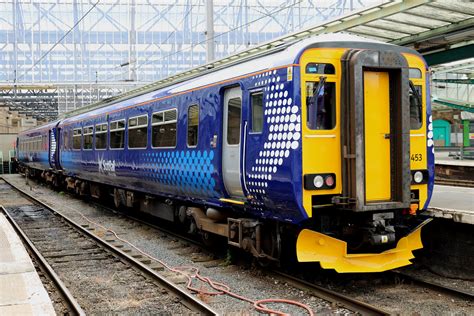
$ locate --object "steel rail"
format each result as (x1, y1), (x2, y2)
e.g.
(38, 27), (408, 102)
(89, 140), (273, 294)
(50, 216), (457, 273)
(86, 194), (390, 315)
(270, 271), (390, 316)
(1, 205), (86, 316)
(390, 271), (474, 301)
(434, 178), (474, 188)
(1, 178), (217, 315)
(67, 192), (389, 315)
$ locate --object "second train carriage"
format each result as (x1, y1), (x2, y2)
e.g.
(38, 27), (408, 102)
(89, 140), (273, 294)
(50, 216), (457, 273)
(17, 34), (434, 272)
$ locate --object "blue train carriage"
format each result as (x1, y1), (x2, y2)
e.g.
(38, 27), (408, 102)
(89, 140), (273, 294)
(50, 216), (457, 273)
(18, 34), (434, 273)
(17, 120), (60, 179)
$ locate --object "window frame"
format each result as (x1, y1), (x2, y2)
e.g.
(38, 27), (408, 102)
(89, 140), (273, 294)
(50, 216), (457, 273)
(408, 69), (424, 131)
(226, 97), (242, 145)
(151, 108), (178, 149)
(305, 79), (337, 131)
(127, 114), (148, 150)
(249, 89), (264, 134)
(82, 125), (94, 150)
(94, 122), (108, 150)
(109, 119), (126, 150)
(72, 128), (82, 150)
(187, 104), (200, 148)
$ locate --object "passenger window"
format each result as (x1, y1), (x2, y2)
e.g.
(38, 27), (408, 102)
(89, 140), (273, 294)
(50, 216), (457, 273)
(152, 109), (177, 148)
(73, 128), (82, 150)
(128, 115), (148, 149)
(187, 105), (199, 147)
(83, 126), (93, 150)
(95, 123), (107, 149)
(305, 63), (335, 75)
(251, 92), (263, 133)
(409, 82), (423, 130)
(227, 97), (242, 144)
(110, 120), (125, 149)
(62, 131), (67, 150)
(306, 79), (336, 130)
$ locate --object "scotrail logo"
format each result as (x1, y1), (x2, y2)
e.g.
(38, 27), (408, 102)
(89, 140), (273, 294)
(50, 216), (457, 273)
(98, 156), (116, 175)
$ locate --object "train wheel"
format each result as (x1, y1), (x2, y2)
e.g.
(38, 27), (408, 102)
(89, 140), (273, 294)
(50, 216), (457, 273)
(113, 188), (122, 208)
(257, 225), (281, 267)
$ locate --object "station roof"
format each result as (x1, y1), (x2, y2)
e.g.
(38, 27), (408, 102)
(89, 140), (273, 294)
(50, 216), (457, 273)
(66, 0), (474, 118)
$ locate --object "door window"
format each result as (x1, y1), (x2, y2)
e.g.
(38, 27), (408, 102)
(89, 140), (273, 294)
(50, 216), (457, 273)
(306, 80), (336, 130)
(187, 105), (199, 147)
(250, 92), (263, 133)
(227, 97), (242, 144)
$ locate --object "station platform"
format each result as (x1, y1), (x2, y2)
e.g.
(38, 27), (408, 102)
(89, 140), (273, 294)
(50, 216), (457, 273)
(0, 212), (55, 315)
(426, 185), (474, 225)
(435, 151), (474, 167)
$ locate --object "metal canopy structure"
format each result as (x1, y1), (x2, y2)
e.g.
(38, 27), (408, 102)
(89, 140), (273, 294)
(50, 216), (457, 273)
(431, 57), (474, 112)
(1, 0), (384, 120)
(1, 0), (473, 120)
(68, 0), (474, 118)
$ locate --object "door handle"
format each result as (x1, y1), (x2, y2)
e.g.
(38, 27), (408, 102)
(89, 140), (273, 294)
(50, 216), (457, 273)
(384, 133), (391, 139)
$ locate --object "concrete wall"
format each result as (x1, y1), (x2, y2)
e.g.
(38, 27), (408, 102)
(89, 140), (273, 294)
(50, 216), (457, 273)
(0, 108), (43, 160)
(0, 134), (17, 160)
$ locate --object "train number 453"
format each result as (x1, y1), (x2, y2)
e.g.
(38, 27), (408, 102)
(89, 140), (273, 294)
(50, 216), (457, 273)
(410, 153), (423, 162)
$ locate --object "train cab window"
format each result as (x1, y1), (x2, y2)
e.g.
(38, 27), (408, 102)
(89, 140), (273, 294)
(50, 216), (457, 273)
(306, 79), (336, 130)
(152, 109), (177, 148)
(227, 98), (242, 144)
(128, 115), (148, 149)
(83, 126), (93, 150)
(409, 68), (422, 79)
(409, 81), (423, 130)
(187, 105), (199, 147)
(110, 119), (125, 149)
(251, 92), (263, 133)
(73, 128), (82, 150)
(95, 123), (108, 150)
(305, 63), (335, 75)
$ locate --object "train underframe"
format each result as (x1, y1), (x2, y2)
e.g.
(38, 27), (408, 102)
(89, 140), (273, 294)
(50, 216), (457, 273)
(20, 165), (429, 273)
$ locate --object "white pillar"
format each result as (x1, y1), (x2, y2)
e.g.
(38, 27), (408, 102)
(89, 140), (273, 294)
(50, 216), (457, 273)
(205, 0), (215, 63)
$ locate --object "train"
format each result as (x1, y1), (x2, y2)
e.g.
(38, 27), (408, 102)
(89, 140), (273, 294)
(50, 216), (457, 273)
(17, 34), (434, 273)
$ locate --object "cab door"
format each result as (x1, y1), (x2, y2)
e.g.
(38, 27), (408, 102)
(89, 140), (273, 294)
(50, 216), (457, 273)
(363, 71), (391, 201)
(222, 87), (245, 199)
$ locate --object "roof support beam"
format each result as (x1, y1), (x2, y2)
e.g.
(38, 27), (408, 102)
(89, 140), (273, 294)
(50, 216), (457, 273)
(391, 18), (474, 46)
(432, 97), (474, 113)
(424, 44), (474, 66)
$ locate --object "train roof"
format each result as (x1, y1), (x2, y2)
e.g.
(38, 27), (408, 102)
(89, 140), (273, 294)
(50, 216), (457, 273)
(18, 120), (60, 137)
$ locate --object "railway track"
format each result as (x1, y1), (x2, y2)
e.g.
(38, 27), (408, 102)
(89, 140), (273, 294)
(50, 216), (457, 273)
(434, 178), (474, 188)
(2, 175), (472, 315)
(0, 180), (216, 315)
(390, 270), (474, 301)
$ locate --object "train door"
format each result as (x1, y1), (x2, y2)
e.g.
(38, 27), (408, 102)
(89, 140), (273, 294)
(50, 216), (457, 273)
(340, 49), (411, 212)
(222, 87), (245, 199)
(49, 127), (60, 169)
(363, 71), (391, 201)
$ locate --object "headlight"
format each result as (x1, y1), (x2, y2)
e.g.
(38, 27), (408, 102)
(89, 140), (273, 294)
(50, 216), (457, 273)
(313, 175), (324, 188)
(411, 170), (428, 184)
(413, 171), (423, 183)
(304, 173), (336, 190)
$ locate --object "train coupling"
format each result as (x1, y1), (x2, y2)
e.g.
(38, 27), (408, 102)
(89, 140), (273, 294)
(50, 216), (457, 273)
(366, 213), (396, 246)
(296, 218), (432, 273)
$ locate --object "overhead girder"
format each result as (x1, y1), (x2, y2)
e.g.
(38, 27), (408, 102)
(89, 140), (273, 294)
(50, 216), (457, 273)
(1, 0), (473, 120)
